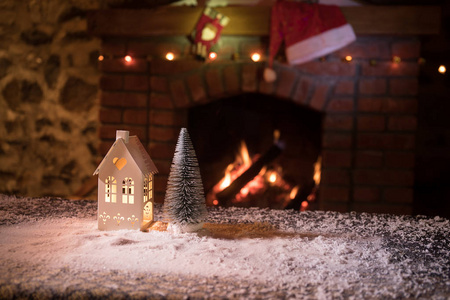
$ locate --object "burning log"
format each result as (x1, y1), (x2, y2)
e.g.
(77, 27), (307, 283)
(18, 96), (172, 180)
(216, 142), (284, 206)
(284, 181), (316, 210)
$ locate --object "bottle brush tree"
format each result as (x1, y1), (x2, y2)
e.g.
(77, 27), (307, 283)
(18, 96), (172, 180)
(163, 128), (207, 231)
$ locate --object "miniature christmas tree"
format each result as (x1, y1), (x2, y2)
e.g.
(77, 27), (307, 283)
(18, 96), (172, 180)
(163, 128), (207, 233)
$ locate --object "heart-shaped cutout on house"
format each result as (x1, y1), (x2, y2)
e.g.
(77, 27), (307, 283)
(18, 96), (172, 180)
(113, 157), (127, 170)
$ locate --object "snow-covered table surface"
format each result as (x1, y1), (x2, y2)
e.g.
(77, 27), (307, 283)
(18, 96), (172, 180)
(1, 195), (449, 299)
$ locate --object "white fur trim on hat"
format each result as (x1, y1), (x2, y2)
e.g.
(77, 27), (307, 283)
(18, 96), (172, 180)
(286, 23), (356, 65)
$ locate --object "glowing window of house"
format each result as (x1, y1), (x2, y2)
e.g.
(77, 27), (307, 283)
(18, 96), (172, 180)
(148, 175), (153, 200)
(143, 176), (149, 203)
(105, 176), (117, 203)
(122, 177), (134, 204)
(149, 175), (153, 200)
(143, 175), (153, 203)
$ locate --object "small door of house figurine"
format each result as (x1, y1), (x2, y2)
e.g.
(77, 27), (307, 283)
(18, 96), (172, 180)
(93, 130), (158, 231)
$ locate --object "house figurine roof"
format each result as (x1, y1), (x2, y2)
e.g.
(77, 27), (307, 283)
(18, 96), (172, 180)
(93, 130), (158, 176)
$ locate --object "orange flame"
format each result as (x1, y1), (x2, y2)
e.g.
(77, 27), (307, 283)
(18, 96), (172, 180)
(240, 141), (252, 167)
(259, 166), (267, 176)
(207, 137), (295, 208)
(313, 156), (322, 186)
(289, 185), (300, 199)
(219, 164), (234, 190)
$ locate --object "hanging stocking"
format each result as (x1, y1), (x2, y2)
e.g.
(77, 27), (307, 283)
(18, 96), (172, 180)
(191, 7), (229, 60)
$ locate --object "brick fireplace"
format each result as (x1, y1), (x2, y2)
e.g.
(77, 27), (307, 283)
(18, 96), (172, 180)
(89, 6), (439, 215)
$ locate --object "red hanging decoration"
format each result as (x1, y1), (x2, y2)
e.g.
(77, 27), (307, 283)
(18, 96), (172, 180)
(191, 7), (229, 61)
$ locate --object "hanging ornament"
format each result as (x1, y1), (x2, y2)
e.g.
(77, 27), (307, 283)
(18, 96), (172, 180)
(191, 7), (229, 61)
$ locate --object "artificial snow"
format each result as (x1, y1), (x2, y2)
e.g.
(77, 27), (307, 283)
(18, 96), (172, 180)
(166, 222), (204, 233)
(1, 195), (449, 299)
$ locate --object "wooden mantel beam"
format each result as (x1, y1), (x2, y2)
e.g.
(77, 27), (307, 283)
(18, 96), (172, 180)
(87, 5), (441, 37)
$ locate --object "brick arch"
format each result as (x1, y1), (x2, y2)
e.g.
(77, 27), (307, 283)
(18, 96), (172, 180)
(103, 59), (347, 206)
(158, 61), (335, 114)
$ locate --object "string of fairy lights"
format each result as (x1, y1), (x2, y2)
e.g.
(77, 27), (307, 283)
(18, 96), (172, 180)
(97, 52), (447, 75)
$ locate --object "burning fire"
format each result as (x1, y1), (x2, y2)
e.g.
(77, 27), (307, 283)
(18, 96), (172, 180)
(217, 141), (251, 191)
(206, 133), (322, 211)
(209, 141), (269, 204)
(207, 139), (293, 208)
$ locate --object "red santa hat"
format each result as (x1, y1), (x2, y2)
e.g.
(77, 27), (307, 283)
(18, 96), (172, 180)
(264, 1), (356, 83)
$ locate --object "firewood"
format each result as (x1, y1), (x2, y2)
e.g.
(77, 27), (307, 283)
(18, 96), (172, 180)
(216, 142), (284, 206)
(284, 181), (316, 210)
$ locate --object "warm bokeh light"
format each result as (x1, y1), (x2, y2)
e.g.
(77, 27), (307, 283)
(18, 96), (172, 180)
(98, 55), (104, 61)
(273, 129), (280, 143)
(165, 52), (175, 61)
(344, 55), (352, 62)
(209, 52), (217, 61)
(213, 199), (219, 206)
(438, 65), (446, 74)
(251, 53), (261, 62)
(300, 201), (309, 211)
(392, 56), (401, 63)
(269, 172), (277, 183)
(124, 55), (133, 63)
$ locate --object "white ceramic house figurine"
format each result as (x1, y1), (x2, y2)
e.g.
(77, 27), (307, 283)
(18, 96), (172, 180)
(93, 130), (158, 231)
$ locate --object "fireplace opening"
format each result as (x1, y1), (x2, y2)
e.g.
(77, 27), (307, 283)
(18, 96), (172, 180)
(188, 93), (323, 210)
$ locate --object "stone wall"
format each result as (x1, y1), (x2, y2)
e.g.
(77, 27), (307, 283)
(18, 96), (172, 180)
(0, 0), (106, 198)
